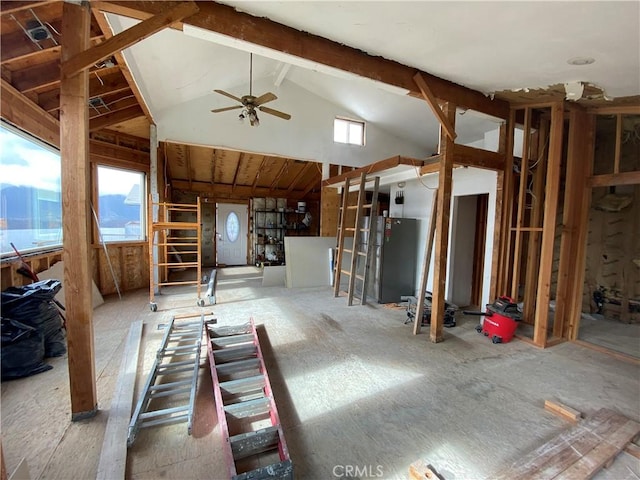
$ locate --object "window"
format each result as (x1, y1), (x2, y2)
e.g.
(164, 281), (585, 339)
(0, 122), (62, 256)
(226, 211), (239, 243)
(97, 165), (146, 242)
(334, 117), (365, 145)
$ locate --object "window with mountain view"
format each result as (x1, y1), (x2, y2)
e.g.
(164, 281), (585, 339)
(97, 165), (146, 242)
(0, 122), (62, 256)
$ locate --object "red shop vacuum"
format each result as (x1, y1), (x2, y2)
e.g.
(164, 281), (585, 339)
(464, 296), (522, 344)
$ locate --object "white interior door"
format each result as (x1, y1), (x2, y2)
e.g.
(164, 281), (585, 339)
(216, 203), (248, 265)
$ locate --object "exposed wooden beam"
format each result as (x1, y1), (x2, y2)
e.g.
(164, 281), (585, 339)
(231, 152), (243, 190)
(91, 8), (155, 121)
(95, 1), (510, 119)
(185, 144), (193, 189)
(587, 105), (640, 115)
(0, 77), (60, 146)
(301, 175), (321, 197)
(0, 1), (52, 15)
(89, 95), (139, 119)
(89, 104), (143, 131)
(60, 0), (97, 419)
(171, 179), (319, 200)
(11, 59), (61, 93)
(251, 155), (269, 192)
(40, 71), (131, 112)
(324, 155), (424, 186)
(614, 114), (622, 174)
(270, 159), (290, 189)
(430, 101), (456, 343)
(62, 2), (199, 78)
(589, 171), (640, 187)
(451, 144), (504, 171)
(0, 20), (62, 64)
(287, 162), (314, 192)
(533, 102), (564, 347)
(414, 72), (457, 141)
(89, 138), (150, 166)
(210, 149), (217, 184)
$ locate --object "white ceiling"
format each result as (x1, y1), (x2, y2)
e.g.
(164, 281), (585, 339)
(108, 1), (639, 160)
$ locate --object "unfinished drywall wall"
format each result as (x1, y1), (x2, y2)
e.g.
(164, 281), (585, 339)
(389, 167), (497, 309)
(284, 236), (335, 288)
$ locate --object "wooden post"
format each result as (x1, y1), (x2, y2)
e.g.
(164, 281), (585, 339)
(533, 102), (565, 347)
(489, 123), (508, 301)
(320, 186), (340, 237)
(430, 102), (456, 343)
(565, 112), (596, 340)
(413, 189), (438, 335)
(60, 1), (97, 418)
(523, 116), (549, 324)
(498, 110), (517, 295)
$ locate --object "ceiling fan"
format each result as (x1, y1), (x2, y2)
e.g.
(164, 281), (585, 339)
(211, 53), (291, 126)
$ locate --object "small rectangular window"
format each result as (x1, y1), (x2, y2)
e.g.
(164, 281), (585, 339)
(97, 165), (146, 242)
(334, 117), (365, 146)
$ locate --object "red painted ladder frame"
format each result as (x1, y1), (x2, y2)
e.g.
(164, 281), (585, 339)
(206, 318), (292, 479)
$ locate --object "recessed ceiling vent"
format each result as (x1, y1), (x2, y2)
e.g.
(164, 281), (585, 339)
(26, 20), (52, 42)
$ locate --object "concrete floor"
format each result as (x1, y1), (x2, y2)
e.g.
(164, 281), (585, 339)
(2, 266), (639, 479)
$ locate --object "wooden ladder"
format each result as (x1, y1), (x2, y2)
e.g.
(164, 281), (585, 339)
(206, 319), (293, 480)
(333, 172), (380, 305)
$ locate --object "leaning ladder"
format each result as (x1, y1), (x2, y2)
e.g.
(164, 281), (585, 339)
(127, 312), (212, 446)
(333, 172), (380, 305)
(206, 319), (293, 480)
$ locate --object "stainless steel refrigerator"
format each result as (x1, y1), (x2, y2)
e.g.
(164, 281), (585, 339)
(356, 216), (418, 303)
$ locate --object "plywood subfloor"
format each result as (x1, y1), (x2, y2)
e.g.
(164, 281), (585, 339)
(2, 266), (639, 479)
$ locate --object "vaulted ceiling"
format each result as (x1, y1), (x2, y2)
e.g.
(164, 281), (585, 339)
(1, 1), (639, 199)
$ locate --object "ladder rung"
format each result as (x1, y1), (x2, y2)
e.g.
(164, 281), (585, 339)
(357, 251), (367, 256)
(230, 426), (280, 460)
(363, 203), (373, 208)
(140, 413), (189, 429)
(340, 269), (351, 276)
(216, 358), (260, 375)
(150, 379), (192, 391)
(345, 227), (356, 231)
(220, 374), (266, 396)
(210, 333), (254, 348)
(358, 228), (370, 232)
(157, 365), (197, 375)
(223, 397), (270, 418)
(163, 344), (199, 353)
(355, 275), (365, 281)
(140, 405), (189, 420)
(346, 205), (359, 210)
(150, 387), (191, 399)
(343, 248), (352, 254)
(213, 344), (258, 363)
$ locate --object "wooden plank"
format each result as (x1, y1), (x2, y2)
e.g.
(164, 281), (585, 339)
(413, 189), (438, 335)
(430, 102), (456, 343)
(333, 178), (351, 296)
(589, 171), (640, 187)
(347, 173), (366, 305)
(613, 114), (622, 174)
(624, 442), (640, 459)
(533, 102), (564, 348)
(91, 8), (155, 122)
(60, 0), (97, 418)
(0, 77), (60, 147)
(287, 162), (314, 192)
(89, 104), (144, 131)
(588, 105), (640, 115)
(96, 320), (143, 480)
(544, 400), (582, 423)
(96, 1), (510, 119)
(409, 459), (442, 480)
(62, 2), (199, 77)
(0, 1), (52, 15)
(451, 143), (504, 171)
(489, 123), (508, 301)
(498, 110), (517, 295)
(510, 107), (531, 300)
(323, 155), (423, 187)
(554, 420), (640, 480)
(170, 179), (320, 201)
(413, 72), (457, 141)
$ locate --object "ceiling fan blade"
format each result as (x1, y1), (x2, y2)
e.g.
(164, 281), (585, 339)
(211, 105), (243, 113)
(259, 106), (291, 120)
(253, 92), (277, 106)
(214, 89), (243, 103)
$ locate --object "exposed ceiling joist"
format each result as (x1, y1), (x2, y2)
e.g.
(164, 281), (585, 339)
(89, 104), (143, 131)
(210, 149), (216, 184)
(251, 155), (269, 192)
(95, 1), (510, 119)
(91, 8), (154, 122)
(0, 1), (53, 15)
(270, 159), (290, 189)
(171, 179), (320, 200)
(414, 72), (457, 142)
(231, 152), (244, 190)
(287, 162), (314, 192)
(62, 1), (199, 77)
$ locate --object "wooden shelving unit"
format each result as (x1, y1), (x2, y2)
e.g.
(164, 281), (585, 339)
(148, 197), (203, 311)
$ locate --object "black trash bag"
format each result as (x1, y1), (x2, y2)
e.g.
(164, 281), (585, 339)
(1, 279), (66, 357)
(1, 318), (53, 381)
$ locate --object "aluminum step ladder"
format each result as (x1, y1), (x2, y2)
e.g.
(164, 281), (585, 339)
(127, 312), (213, 446)
(333, 171), (380, 305)
(206, 319), (292, 480)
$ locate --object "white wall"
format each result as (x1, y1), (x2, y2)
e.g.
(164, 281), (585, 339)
(157, 78), (429, 167)
(388, 167), (497, 309)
